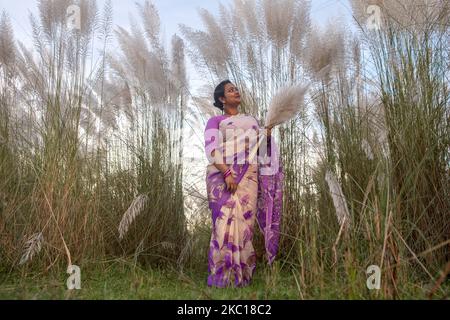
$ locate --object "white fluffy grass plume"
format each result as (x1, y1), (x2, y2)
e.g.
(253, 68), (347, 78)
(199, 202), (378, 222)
(118, 194), (149, 240)
(265, 83), (310, 128)
(19, 232), (44, 265)
(350, 0), (450, 31)
(325, 170), (350, 230)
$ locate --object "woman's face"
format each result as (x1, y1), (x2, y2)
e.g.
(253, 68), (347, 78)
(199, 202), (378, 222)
(221, 83), (241, 106)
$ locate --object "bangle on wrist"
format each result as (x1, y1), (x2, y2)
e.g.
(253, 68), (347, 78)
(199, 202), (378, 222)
(223, 168), (231, 179)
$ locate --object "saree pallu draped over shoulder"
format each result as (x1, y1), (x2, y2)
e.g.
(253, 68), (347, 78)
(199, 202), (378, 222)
(204, 114), (283, 288)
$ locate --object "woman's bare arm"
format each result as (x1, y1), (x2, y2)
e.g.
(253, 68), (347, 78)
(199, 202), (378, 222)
(210, 150), (229, 174)
(210, 149), (238, 194)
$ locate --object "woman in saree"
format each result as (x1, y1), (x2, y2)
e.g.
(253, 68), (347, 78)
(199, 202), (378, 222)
(204, 80), (284, 288)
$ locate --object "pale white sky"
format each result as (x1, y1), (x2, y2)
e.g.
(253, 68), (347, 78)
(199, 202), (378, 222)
(1, 0), (353, 40)
(1, 0), (354, 92)
(1, 0), (355, 155)
(1, 0), (355, 213)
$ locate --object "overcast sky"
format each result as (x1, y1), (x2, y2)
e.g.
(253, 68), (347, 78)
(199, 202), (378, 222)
(1, 0), (355, 177)
(1, 0), (354, 90)
(1, 0), (353, 41)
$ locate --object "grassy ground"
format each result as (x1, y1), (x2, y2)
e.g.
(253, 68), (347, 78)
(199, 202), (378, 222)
(0, 260), (445, 300)
(0, 264), (298, 300)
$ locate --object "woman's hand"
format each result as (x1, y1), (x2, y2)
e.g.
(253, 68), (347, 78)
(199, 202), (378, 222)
(225, 175), (238, 194)
(264, 125), (274, 137)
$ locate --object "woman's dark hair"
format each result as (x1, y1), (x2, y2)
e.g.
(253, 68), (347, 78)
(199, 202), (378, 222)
(213, 80), (232, 111)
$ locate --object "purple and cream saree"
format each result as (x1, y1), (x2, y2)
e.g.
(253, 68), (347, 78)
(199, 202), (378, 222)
(204, 114), (284, 288)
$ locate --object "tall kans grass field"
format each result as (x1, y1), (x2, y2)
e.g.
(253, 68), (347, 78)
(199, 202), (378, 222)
(0, 0), (448, 299)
